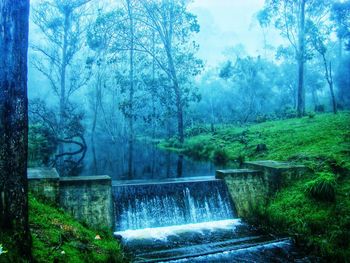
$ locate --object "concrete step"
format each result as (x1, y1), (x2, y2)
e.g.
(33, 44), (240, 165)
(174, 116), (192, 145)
(215, 169), (262, 179)
(134, 236), (291, 263)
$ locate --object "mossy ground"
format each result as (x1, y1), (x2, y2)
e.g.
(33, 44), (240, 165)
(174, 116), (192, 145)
(0, 195), (127, 263)
(161, 112), (350, 261)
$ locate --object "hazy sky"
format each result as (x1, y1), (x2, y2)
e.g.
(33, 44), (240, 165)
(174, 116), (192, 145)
(189, 0), (279, 68)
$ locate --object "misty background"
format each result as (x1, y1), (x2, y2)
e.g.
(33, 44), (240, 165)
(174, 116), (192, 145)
(26, 0), (350, 176)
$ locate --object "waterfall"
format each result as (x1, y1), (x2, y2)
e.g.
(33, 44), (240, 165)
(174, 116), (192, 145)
(113, 179), (235, 231)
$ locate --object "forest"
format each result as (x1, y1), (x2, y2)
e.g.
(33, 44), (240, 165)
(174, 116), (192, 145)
(1, 0), (350, 262)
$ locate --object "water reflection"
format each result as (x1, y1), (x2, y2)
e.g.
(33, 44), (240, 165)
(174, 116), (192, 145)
(79, 137), (219, 180)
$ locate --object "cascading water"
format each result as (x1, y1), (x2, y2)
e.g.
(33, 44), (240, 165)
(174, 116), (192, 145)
(113, 179), (235, 231)
(113, 178), (307, 262)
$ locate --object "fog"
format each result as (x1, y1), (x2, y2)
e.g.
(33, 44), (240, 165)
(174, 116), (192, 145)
(26, 0), (350, 176)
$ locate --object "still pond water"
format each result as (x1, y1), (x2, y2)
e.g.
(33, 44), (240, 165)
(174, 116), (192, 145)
(80, 138), (222, 180)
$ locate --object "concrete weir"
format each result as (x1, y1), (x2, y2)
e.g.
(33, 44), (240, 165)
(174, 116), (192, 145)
(113, 177), (235, 231)
(27, 160), (306, 231)
(216, 161), (307, 218)
(28, 168), (114, 229)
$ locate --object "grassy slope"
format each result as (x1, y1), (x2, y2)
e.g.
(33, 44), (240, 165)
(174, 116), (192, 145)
(161, 112), (350, 260)
(0, 196), (127, 263)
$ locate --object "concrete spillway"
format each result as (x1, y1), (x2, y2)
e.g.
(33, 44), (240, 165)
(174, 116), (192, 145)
(113, 178), (235, 231)
(112, 175), (306, 262)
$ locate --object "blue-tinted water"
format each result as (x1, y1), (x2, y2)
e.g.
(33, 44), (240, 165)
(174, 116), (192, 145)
(113, 179), (234, 231)
(112, 177), (311, 262)
(80, 139), (221, 180)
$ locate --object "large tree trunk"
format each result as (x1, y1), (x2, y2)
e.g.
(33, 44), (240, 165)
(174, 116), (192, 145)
(297, 0), (306, 117)
(0, 0), (31, 259)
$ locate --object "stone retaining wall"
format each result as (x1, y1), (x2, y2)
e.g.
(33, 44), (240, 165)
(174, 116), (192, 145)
(216, 161), (308, 219)
(28, 169), (114, 229)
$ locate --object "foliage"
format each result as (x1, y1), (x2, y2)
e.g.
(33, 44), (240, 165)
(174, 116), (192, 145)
(331, 0), (350, 50)
(28, 124), (57, 167)
(219, 56), (276, 123)
(211, 147), (229, 165)
(308, 111), (316, 119)
(184, 125), (211, 137)
(183, 136), (215, 161)
(314, 104), (325, 112)
(280, 106), (297, 119)
(29, 99), (87, 175)
(305, 172), (337, 202)
(335, 54), (350, 108)
(0, 244), (7, 255)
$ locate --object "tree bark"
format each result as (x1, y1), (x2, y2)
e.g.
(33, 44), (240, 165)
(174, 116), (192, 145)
(297, 0), (306, 117)
(0, 0), (31, 258)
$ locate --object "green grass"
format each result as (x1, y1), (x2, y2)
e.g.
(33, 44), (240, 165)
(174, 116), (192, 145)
(161, 112), (350, 261)
(0, 196), (127, 263)
(162, 112), (350, 170)
(266, 175), (350, 261)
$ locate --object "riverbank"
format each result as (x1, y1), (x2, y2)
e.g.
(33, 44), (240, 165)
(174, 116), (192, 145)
(0, 195), (127, 263)
(160, 112), (350, 261)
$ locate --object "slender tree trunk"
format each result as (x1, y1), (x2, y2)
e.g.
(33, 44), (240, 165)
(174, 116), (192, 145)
(91, 66), (102, 140)
(166, 1), (184, 143)
(329, 80), (337, 114)
(297, 0), (306, 117)
(210, 97), (215, 132)
(311, 89), (319, 109)
(58, 10), (70, 159)
(165, 46), (184, 143)
(127, 0), (134, 178)
(0, 0), (31, 258)
(321, 55), (337, 114)
(175, 90), (184, 143)
(151, 30), (156, 140)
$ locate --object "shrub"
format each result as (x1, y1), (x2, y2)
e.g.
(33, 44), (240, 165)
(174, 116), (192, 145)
(164, 137), (183, 148)
(256, 114), (267, 123)
(314, 104), (325, 112)
(281, 106), (297, 119)
(211, 147), (229, 164)
(236, 154), (246, 165)
(305, 172), (337, 202)
(183, 139), (214, 160)
(185, 125), (211, 137)
(0, 244), (7, 255)
(28, 124), (57, 166)
(308, 111), (316, 118)
(336, 103), (344, 111)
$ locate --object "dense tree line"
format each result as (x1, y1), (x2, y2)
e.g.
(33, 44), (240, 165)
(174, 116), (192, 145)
(28, 0), (350, 170)
(190, 0), (350, 127)
(29, 0), (202, 172)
